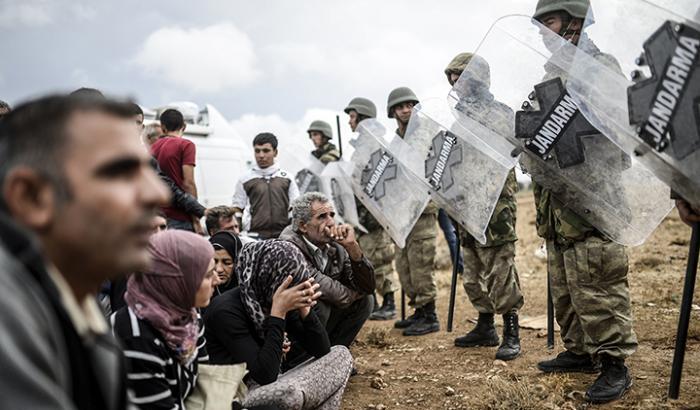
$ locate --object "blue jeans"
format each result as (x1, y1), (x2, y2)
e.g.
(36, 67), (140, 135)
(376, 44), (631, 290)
(166, 218), (194, 232)
(438, 209), (463, 273)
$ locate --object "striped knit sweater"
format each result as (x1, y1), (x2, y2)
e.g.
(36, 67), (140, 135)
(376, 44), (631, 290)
(111, 307), (208, 409)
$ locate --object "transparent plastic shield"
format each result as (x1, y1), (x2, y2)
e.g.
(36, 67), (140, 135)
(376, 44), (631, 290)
(320, 161), (363, 230)
(449, 14), (672, 246)
(349, 119), (430, 248)
(294, 155), (325, 195)
(392, 99), (515, 244)
(565, 0), (700, 205)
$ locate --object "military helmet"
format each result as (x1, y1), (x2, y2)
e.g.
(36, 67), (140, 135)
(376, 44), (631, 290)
(307, 120), (333, 140)
(344, 97), (377, 118)
(533, 0), (590, 21)
(386, 87), (419, 118)
(445, 52), (474, 83)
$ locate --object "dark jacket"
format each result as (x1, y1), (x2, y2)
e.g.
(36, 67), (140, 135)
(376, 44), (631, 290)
(0, 214), (127, 410)
(279, 226), (375, 308)
(150, 157), (206, 218)
(203, 288), (330, 385)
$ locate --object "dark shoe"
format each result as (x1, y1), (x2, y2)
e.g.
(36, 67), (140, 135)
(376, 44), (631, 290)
(495, 312), (521, 361)
(394, 306), (423, 329)
(585, 355), (632, 403)
(454, 313), (499, 347)
(403, 301), (440, 336)
(538, 350), (600, 374)
(370, 292), (397, 321)
(371, 293), (380, 313)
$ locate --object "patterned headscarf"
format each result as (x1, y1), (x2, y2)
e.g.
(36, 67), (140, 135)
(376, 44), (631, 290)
(236, 239), (311, 338)
(125, 230), (214, 363)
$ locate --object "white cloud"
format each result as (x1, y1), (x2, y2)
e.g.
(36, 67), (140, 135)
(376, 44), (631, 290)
(0, 0), (53, 28)
(132, 23), (261, 93)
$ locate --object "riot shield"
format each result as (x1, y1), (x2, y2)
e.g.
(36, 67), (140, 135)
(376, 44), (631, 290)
(392, 98), (517, 244)
(294, 154), (325, 195)
(349, 119), (430, 248)
(561, 0), (700, 205)
(320, 161), (364, 231)
(448, 14), (673, 246)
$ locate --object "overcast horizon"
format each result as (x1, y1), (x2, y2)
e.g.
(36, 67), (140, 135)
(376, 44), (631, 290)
(1, 0), (537, 142)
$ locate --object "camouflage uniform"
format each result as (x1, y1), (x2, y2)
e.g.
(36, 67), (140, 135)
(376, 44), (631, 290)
(395, 202), (439, 308)
(534, 40), (638, 359)
(451, 55), (525, 316)
(394, 124), (439, 308)
(312, 142), (340, 164)
(356, 203), (398, 296)
(460, 170), (524, 314)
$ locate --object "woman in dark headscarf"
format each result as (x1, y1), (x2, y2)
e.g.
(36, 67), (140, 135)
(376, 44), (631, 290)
(209, 230), (243, 296)
(111, 230), (218, 409)
(204, 239), (354, 410)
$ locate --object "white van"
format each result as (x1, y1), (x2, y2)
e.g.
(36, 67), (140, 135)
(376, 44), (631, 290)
(144, 102), (249, 208)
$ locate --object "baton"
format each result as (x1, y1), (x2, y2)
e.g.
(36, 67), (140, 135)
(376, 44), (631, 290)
(547, 270), (555, 350)
(669, 221), (700, 399)
(336, 115), (343, 159)
(401, 290), (406, 321)
(447, 225), (461, 332)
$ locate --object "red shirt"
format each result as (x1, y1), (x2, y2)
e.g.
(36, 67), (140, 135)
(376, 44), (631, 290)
(151, 136), (197, 221)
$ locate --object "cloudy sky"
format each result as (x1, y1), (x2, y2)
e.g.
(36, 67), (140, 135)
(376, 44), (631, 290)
(1, 0), (537, 147)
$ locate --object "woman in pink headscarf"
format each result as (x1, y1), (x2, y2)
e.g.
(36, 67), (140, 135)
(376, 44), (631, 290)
(111, 230), (218, 410)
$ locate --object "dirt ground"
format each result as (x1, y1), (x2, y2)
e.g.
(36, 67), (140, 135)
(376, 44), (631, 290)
(342, 193), (700, 410)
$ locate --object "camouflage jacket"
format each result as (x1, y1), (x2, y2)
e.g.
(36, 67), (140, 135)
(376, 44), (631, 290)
(462, 169), (518, 248)
(312, 142), (340, 164)
(532, 38), (621, 245)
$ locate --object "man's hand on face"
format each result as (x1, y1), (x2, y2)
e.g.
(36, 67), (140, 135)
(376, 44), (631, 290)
(676, 199), (700, 227)
(325, 223), (363, 261)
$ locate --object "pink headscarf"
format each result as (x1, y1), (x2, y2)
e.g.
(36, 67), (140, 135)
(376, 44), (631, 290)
(125, 230), (214, 363)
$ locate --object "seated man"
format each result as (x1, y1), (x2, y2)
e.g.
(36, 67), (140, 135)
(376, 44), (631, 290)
(280, 192), (375, 347)
(205, 205), (239, 236)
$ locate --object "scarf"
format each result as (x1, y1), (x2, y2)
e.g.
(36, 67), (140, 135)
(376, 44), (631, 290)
(125, 230), (214, 363)
(236, 239), (310, 338)
(209, 230), (243, 290)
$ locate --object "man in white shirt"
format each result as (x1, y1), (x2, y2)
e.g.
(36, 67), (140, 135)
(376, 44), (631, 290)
(232, 132), (299, 239)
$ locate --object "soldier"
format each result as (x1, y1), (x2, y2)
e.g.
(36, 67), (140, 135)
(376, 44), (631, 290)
(344, 97), (398, 320)
(447, 52), (524, 361)
(307, 120), (340, 164)
(531, 0), (637, 403)
(387, 87), (440, 336)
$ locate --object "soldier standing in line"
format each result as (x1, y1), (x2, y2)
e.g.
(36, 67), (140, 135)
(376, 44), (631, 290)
(344, 97), (398, 320)
(531, 0), (637, 403)
(307, 120), (340, 164)
(447, 52), (524, 361)
(386, 87), (440, 336)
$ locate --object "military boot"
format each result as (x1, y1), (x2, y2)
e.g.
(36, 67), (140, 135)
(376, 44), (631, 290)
(394, 307), (423, 329)
(370, 292), (397, 321)
(403, 301), (440, 336)
(371, 293), (380, 313)
(585, 355), (632, 403)
(454, 313), (499, 347)
(495, 312), (521, 361)
(537, 350), (600, 374)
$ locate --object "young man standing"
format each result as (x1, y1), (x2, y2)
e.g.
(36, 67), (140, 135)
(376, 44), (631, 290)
(387, 87), (440, 336)
(232, 133), (300, 239)
(150, 108), (201, 232)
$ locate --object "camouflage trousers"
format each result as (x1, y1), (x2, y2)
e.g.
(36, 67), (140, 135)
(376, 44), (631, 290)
(461, 242), (524, 315)
(358, 228), (398, 296)
(547, 236), (638, 359)
(395, 213), (438, 308)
